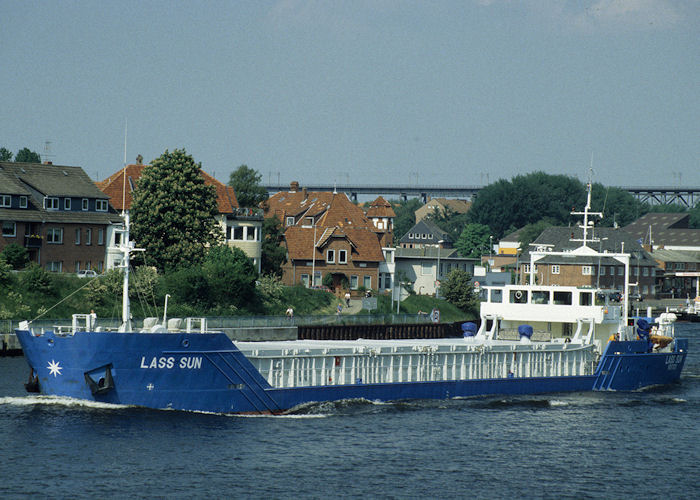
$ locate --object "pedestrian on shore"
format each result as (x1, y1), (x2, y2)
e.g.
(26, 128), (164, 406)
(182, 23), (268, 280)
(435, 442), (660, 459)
(345, 291), (351, 307)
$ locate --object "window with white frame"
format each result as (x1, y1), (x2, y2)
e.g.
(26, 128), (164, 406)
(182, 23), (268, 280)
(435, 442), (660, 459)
(46, 261), (62, 272)
(313, 271), (321, 286)
(524, 264), (531, 273)
(600, 266), (606, 276)
(286, 216), (295, 226)
(19, 196), (28, 208)
(45, 197), (59, 210)
(551, 265), (560, 275)
(363, 276), (371, 289)
(326, 249), (335, 263)
(350, 275), (358, 289)
(300, 274), (309, 287)
(96, 199), (108, 211)
(82, 198), (89, 211)
(64, 198), (71, 210)
(338, 249), (347, 264)
(582, 265), (593, 275)
(46, 228), (63, 244)
(98, 228), (104, 245)
(643, 267), (649, 276)
(2, 221), (16, 237)
(0, 195), (10, 207)
(618, 266), (624, 276)
(75, 229), (81, 245)
(86, 228), (92, 245)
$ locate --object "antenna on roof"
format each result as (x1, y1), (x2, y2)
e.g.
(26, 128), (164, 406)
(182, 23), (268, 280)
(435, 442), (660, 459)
(42, 141), (56, 164)
(122, 118), (127, 214)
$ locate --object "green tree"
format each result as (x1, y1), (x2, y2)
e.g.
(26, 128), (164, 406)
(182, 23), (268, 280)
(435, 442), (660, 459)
(441, 269), (479, 314)
(590, 184), (646, 227)
(261, 215), (286, 276)
(0, 243), (29, 270)
(429, 207), (471, 242)
(689, 203), (700, 229)
(517, 219), (555, 251)
(131, 149), (222, 271)
(391, 198), (422, 244)
(0, 147), (13, 161)
(228, 165), (268, 208)
(455, 223), (492, 258)
(0, 255), (14, 285)
(14, 147), (41, 163)
(468, 172), (585, 238)
(202, 245), (258, 309)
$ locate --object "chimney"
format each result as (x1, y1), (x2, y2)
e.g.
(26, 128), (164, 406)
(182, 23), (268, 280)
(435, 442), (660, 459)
(136, 154), (143, 165)
(302, 187), (307, 199)
(290, 181), (299, 192)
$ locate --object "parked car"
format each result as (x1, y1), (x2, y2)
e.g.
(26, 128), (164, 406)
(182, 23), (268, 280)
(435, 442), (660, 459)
(76, 270), (98, 278)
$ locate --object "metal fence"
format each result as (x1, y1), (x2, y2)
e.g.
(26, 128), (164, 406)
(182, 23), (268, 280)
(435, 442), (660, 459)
(1, 313), (432, 334)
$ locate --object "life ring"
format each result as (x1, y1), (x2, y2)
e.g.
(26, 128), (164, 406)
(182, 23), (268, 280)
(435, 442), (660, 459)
(515, 290), (523, 300)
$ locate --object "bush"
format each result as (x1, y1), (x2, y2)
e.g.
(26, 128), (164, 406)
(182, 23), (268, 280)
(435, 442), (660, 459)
(1, 243), (29, 270)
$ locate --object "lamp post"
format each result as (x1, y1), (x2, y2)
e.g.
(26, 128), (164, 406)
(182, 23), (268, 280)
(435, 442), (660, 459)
(489, 235), (493, 271)
(436, 240), (444, 297)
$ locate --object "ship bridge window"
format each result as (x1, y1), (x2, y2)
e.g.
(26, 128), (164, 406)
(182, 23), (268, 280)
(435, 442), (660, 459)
(579, 292), (593, 306)
(553, 291), (572, 305)
(510, 290), (528, 304)
(489, 289), (503, 303)
(532, 290), (550, 304)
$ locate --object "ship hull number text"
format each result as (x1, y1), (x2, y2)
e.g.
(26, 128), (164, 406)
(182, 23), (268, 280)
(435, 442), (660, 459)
(140, 356), (202, 370)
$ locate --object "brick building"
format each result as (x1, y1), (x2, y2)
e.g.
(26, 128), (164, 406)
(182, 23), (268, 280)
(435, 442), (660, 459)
(519, 226), (658, 298)
(0, 162), (118, 273)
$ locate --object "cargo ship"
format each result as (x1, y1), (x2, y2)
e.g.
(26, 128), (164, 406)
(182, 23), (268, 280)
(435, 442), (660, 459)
(15, 185), (688, 414)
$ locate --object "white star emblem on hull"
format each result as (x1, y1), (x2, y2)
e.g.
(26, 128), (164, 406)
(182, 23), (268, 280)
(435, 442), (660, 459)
(47, 360), (62, 377)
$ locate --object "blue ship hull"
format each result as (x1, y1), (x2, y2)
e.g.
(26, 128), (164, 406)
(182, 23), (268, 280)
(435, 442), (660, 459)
(16, 329), (688, 414)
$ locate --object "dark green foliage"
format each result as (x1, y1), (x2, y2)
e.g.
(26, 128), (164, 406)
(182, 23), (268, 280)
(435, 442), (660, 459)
(131, 149), (222, 271)
(645, 203), (687, 213)
(441, 269), (479, 314)
(322, 272), (334, 287)
(19, 264), (54, 295)
(228, 165), (269, 208)
(14, 147), (41, 163)
(203, 245), (258, 309)
(0, 243), (29, 270)
(517, 219), (555, 251)
(0, 147), (13, 161)
(455, 223), (492, 258)
(590, 184), (646, 227)
(391, 198), (422, 243)
(429, 208), (470, 242)
(0, 256), (14, 285)
(468, 172), (585, 238)
(261, 215), (286, 276)
(689, 203), (700, 229)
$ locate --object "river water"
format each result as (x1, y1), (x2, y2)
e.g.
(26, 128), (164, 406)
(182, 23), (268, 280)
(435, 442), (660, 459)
(1, 323), (699, 499)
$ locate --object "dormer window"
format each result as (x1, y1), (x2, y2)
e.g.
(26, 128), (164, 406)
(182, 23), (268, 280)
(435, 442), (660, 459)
(326, 249), (335, 264)
(286, 216), (295, 226)
(20, 196), (28, 208)
(82, 198), (89, 211)
(338, 249), (347, 264)
(96, 199), (108, 211)
(64, 198), (71, 210)
(45, 197), (59, 210)
(0, 195), (10, 207)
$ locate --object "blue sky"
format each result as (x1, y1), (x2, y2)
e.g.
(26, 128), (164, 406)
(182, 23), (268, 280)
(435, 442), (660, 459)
(2, 0), (698, 189)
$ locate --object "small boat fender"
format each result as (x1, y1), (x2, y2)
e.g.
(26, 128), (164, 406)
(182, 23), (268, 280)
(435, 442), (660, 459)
(518, 324), (533, 341)
(462, 322), (478, 337)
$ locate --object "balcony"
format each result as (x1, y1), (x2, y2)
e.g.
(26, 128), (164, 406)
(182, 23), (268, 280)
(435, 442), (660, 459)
(24, 235), (43, 248)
